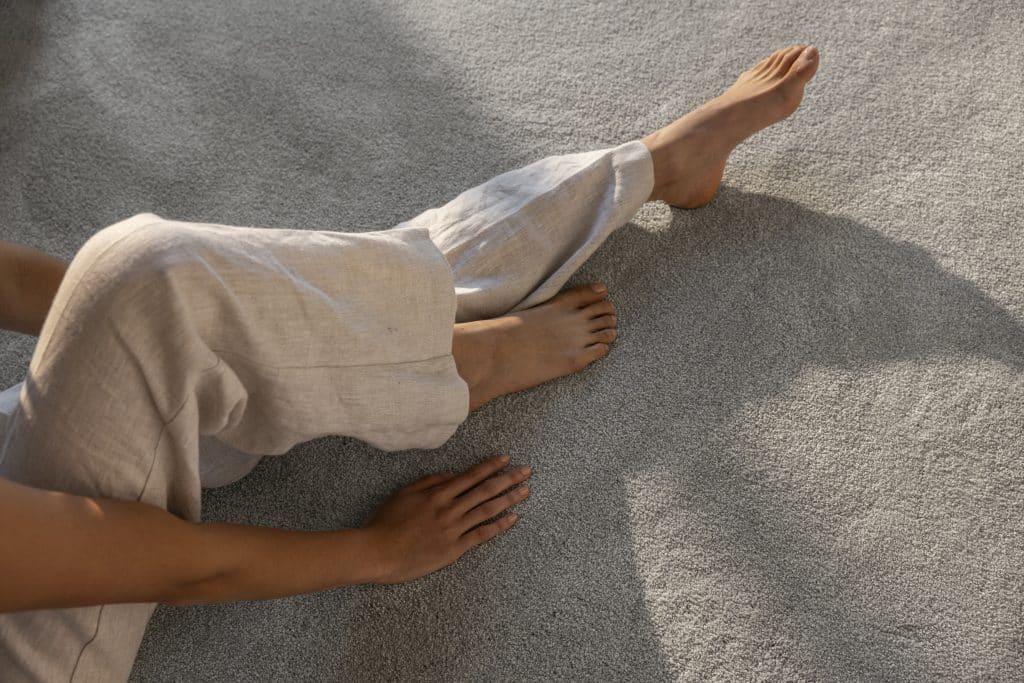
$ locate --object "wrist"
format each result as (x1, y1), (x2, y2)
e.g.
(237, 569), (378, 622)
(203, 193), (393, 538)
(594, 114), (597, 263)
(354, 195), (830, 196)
(347, 527), (392, 585)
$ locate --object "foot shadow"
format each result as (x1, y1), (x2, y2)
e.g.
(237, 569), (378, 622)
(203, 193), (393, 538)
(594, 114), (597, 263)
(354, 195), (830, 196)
(324, 188), (1023, 679)
(139, 195), (1023, 680)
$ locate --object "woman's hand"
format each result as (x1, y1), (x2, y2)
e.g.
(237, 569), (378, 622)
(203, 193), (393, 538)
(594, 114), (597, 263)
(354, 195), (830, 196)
(0, 455), (531, 612)
(365, 454), (532, 584)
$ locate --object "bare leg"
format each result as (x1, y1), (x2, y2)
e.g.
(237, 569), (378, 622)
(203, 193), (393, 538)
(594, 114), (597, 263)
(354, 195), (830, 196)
(449, 46), (820, 409)
(0, 46), (820, 680)
(643, 44), (820, 208)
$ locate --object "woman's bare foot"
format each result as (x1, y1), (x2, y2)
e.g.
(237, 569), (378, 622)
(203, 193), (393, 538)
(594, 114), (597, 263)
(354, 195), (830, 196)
(642, 44), (820, 208)
(452, 283), (618, 410)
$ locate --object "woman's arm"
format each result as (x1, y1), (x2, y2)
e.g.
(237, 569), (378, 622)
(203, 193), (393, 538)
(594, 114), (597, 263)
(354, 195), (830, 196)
(0, 476), (378, 611)
(0, 454), (530, 612)
(0, 239), (67, 336)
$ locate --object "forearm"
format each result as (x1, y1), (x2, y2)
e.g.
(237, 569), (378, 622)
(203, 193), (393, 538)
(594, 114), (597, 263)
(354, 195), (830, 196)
(0, 239), (67, 336)
(0, 478), (382, 612)
(177, 520), (382, 606)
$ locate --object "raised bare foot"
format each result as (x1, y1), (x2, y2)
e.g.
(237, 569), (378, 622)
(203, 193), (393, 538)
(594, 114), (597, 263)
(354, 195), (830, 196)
(642, 44), (820, 208)
(452, 283), (618, 410)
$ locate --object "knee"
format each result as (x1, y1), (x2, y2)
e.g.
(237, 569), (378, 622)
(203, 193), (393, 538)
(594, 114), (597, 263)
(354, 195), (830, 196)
(73, 214), (204, 293)
(56, 214), (213, 328)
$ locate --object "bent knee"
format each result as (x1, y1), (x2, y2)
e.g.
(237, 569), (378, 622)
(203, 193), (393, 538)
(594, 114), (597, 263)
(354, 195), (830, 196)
(73, 213), (205, 288)
(54, 214), (215, 325)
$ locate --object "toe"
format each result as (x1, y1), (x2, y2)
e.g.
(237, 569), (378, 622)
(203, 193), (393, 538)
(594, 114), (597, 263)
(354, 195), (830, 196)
(776, 44), (808, 76)
(752, 50), (781, 73)
(580, 300), (615, 319)
(592, 328), (617, 344)
(572, 343), (610, 372)
(585, 342), (611, 362)
(559, 283), (609, 309)
(791, 45), (819, 80)
(765, 45), (794, 70)
(761, 49), (787, 74)
(588, 314), (617, 331)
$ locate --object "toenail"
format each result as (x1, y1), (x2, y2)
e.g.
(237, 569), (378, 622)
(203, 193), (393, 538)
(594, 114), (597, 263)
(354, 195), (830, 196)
(593, 283), (607, 293)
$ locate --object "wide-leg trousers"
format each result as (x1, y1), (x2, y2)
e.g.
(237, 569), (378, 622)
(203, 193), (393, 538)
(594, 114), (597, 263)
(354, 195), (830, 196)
(0, 140), (653, 682)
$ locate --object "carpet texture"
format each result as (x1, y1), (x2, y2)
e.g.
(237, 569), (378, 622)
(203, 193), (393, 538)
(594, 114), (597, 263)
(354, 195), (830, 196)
(2, 1), (1022, 680)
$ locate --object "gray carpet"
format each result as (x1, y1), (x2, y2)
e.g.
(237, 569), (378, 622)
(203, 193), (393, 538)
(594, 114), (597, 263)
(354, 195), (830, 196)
(2, 1), (1022, 680)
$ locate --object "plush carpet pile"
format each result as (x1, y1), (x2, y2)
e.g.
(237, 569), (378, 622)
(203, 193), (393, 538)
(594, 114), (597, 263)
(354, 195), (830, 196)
(1, 1), (1021, 679)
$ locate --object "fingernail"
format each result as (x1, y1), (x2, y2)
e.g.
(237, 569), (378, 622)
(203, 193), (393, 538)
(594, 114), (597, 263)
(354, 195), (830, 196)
(593, 283), (607, 293)
(499, 454), (510, 463)
(519, 486), (530, 496)
(519, 466), (532, 475)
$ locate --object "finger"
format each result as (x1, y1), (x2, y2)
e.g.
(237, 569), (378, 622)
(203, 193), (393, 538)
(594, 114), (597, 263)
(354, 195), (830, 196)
(452, 465), (532, 515)
(437, 454), (510, 498)
(460, 513), (519, 550)
(403, 471), (457, 493)
(461, 485), (530, 531)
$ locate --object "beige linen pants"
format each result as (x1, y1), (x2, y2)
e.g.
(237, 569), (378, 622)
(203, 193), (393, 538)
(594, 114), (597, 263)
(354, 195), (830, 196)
(0, 140), (653, 682)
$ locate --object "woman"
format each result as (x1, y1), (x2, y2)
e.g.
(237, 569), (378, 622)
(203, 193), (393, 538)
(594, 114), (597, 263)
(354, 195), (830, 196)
(0, 45), (818, 682)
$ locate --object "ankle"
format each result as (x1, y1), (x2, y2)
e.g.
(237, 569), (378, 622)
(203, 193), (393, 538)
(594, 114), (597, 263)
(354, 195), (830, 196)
(452, 322), (498, 408)
(641, 130), (679, 199)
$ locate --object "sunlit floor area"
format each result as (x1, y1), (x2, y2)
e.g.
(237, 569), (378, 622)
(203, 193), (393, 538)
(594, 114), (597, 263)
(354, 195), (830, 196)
(1, 1), (1021, 679)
